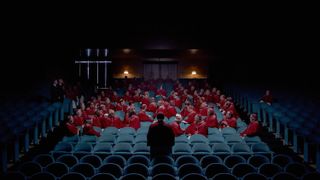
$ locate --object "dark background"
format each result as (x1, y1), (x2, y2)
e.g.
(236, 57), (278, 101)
(1, 8), (318, 99)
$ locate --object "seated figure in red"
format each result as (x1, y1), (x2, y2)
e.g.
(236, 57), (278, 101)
(240, 113), (260, 137)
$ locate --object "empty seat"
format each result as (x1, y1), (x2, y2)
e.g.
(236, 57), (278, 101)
(272, 154), (293, 167)
(79, 154), (102, 168)
(192, 143), (211, 155)
(124, 163), (149, 178)
(285, 162), (309, 177)
(225, 134), (243, 144)
(120, 173), (146, 180)
(208, 128), (221, 135)
(258, 163), (282, 178)
(302, 172), (320, 180)
(137, 127), (149, 135)
(175, 155), (199, 168)
(56, 154), (79, 167)
(151, 163), (176, 177)
(30, 172), (56, 180)
(208, 135), (224, 144)
(71, 163), (95, 177)
(93, 143), (113, 158)
(103, 127), (119, 135)
(251, 143), (272, 158)
(173, 143), (192, 156)
(244, 136), (262, 144)
(119, 127), (136, 135)
(19, 161), (42, 177)
(2, 171), (26, 180)
(113, 143), (133, 156)
(224, 155), (246, 168)
(247, 155), (270, 167)
(152, 173), (177, 180)
(62, 135), (80, 144)
(80, 135), (97, 143)
(178, 163), (203, 178)
(231, 163), (256, 178)
(204, 163), (230, 178)
(116, 135), (134, 144)
(151, 156), (175, 166)
(103, 155), (127, 168)
(175, 135), (189, 143)
(91, 173), (117, 180)
(221, 127), (237, 136)
(242, 172), (267, 180)
(181, 173), (207, 180)
(231, 143), (252, 158)
(200, 155), (223, 169)
(51, 142), (73, 158)
(190, 134), (208, 144)
(272, 172), (298, 180)
(212, 173), (237, 180)
(127, 155), (150, 166)
(73, 143), (93, 158)
(60, 172), (86, 180)
(98, 135), (116, 144)
(45, 162), (69, 177)
(212, 143), (231, 158)
(135, 134), (148, 143)
(98, 163), (123, 178)
(133, 143), (150, 155)
(33, 154), (54, 167)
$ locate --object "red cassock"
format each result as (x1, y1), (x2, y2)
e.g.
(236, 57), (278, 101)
(169, 122), (185, 136)
(213, 94), (220, 103)
(147, 103), (157, 113)
(92, 117), (102, 127)
(240, 121), (260, 136)
(133, 95), (142, 103)
(199, 107), (208, 116)
(83, 124), (101, 137)
(124, 115), (140, 130)
(180, 107), (190, 118)
(185, 112), (197, 124)
(66, 123), (78, 135)
(157, 89), (167, 96)
(141, 97), (150, 106)
(123, 95), (133, 102)
(261, 95), (273, 104)
(103, 116), (124, 129)
(174, 98), (182, 108)
(73, 116), (84, 126)
(185, 122), (208, 136)
(205, 115), (219, 128)
(138, 111), (153, 122)
(220, 117), (237, 129)
(165, 106), (177, 118)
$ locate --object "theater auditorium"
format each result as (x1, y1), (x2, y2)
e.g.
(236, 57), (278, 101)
(0, 20), (319, 180)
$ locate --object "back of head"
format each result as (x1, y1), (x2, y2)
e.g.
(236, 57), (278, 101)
(157, 113), (165, 124)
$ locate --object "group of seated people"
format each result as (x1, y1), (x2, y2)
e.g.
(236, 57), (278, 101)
(64, 80), (260, 138)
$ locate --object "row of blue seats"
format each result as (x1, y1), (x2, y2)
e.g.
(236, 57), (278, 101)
(62, 134), (263, 145)
(224, 84), (320, 171)
(0, 99), (73, 173)
(6, 154), (319, 179)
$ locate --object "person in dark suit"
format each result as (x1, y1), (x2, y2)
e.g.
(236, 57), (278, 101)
(147, 113), (175, 159)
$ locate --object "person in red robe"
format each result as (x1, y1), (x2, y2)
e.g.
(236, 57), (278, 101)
(65, 115), (79, 136)
(83, 119), (101, 137)
(205, 108), (218, 128)
(260, 90), (273, 105)
(147, 101), (157, 113)
(185, 115), (208, 136)
(219, 111), (237, 129)
(138, 104), (153, 122)
(73, 109), (85, 126)
(103, 110), (124, 128)
(199, 102), (209, 116)
(240, 113), (260, 137)
(169, 114), (185, 136)
(124, 111), (141, 130)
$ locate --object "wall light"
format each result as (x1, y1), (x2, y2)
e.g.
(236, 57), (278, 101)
(123, 48), (131, 54)
(124, 70), (129, 75)
(190, 49), (198, 54)
(191, 71), (197, 75)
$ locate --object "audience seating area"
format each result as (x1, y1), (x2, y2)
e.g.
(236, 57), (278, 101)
(224, 84), (320, 171)
(1, 79), (320, 179)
